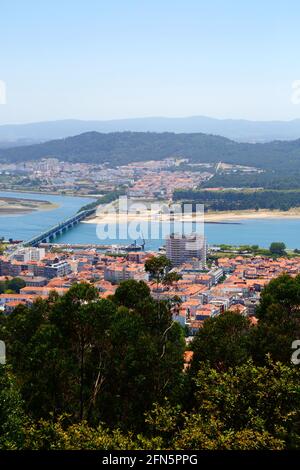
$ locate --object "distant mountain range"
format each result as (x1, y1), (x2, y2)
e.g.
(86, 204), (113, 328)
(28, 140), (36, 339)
(1, 130), (300, 173)
(2, 116), (300, 145)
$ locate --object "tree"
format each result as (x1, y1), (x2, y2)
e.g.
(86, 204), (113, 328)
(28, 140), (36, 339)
(145, 358), (300, 450)
(145, 255), (172, 290)
(1, 283), (115, 421)
(162, 272), (182, 290)
(173, 415), (284, 450)
(0, 366), (24, 449)
(2, 272), (300, 450)
(113, 279), (151, 309)
(0, 281), (184, 431)
(251, 273), (300, 363)
(102, 291), (185, 429)
(191, 359), (300, 448)
(0, 277), (26, 294)
(7, 277), (26, 293)
(22, 417), (147, 450)
(47, 283), (115, 421)
(190, 311), (252, 373)
(269, 242), (286, 256)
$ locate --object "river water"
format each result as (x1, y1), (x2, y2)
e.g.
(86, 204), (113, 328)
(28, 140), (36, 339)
(1, 191), (300, 249)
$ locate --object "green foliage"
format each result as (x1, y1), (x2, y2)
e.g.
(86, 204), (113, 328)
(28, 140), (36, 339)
(0, 274), (300, 450)
(145, 255), (172, 284)
(202, 170), (300, 190)
(113, 279), (151, 309)
(269, 242), (286, 256)
(14, 356), (300, 451)
(0, 366), (24, 449)
(78, 189), (125, 213)
(145, 358), (300, 450)
(251, 274), (300, 363)
(190, 311), (252, 372)
(22, 416), (162, 450)
(190, 360), (300, 448)
(162, 272), (182, 287)
(173, 415), (284, 450)
(0, 281), (184, 431)
(174, 188), (300, 212)
(3, 132), (300, 175)
(0, 277), (26, 294)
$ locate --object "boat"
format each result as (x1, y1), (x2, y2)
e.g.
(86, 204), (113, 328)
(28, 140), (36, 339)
(124, 239), (145, 252)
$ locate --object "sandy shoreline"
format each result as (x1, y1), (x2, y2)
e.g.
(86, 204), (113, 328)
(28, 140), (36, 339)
(82, 208), (300, 224)
(204, 209), (300, 222)
(0, 196), (58, 215)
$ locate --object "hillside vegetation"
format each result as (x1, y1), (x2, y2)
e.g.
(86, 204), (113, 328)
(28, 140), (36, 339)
(0, 275), (300, 449)
(174, 188), (300, 211)
(1, 131), (300, 172)
(202, 171), (300, 189)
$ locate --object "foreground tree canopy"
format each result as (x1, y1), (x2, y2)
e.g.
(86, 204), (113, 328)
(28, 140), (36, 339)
(0, 281), (184, 429)
(0, 275), (299, 450)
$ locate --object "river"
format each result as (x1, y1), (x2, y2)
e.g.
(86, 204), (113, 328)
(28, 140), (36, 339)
(1, 191), (300, 249)
(0, 191), (95, 241)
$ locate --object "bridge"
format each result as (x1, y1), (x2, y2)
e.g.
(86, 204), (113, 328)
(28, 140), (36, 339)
(23, 208), (95, 247)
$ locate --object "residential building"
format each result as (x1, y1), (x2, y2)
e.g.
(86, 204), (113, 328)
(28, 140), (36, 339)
(166, 233), (207, 267)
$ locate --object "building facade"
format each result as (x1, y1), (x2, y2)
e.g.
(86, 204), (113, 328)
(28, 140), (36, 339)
(166, 233), (207, 267)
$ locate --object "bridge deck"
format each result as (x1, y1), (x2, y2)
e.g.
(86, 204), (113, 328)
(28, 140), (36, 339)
(23, 208), (95, 247)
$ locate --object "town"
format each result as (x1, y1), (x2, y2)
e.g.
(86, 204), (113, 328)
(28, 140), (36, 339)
(0, 157), (213, 197)
(1, 237), (299, 337)
(0, 157), (261, 198)
(2, 0), (300, 456)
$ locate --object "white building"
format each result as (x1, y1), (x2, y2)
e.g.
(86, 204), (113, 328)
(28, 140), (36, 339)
(104, 264), (149, 283)
(12, 247), (46, 263)
(166, 233), (207, 267)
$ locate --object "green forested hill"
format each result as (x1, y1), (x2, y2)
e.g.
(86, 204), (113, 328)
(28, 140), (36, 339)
(1, 131), (300, 171)
(174, 188), (300, 211)
(202, 171), (300, 189)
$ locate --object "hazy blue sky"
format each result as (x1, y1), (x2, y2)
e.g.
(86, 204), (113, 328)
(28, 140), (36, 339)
(1, 0), (300, 124)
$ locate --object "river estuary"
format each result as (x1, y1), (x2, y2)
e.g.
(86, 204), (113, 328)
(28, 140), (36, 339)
(1, 191), (300, 249)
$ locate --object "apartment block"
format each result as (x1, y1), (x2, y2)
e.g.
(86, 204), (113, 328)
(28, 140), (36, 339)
(166, 233), (207, 267)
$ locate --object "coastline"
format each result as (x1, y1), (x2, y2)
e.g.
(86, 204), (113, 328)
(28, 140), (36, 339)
(82, 208), (300, 224)
(0, 188), (97, 198)
(0, 196), (59, 215)
(204, 208), (300, 222)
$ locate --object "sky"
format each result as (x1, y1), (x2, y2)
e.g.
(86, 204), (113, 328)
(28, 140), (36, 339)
(1, 0), (300, 124)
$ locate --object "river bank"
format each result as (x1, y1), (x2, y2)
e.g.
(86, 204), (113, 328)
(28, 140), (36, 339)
(204, 208), (300, 222)
(2, 190), (300, 249)
(83, 207), (300, 224)
(0, 188), (98, 198)
(0, 196), (59, 215)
